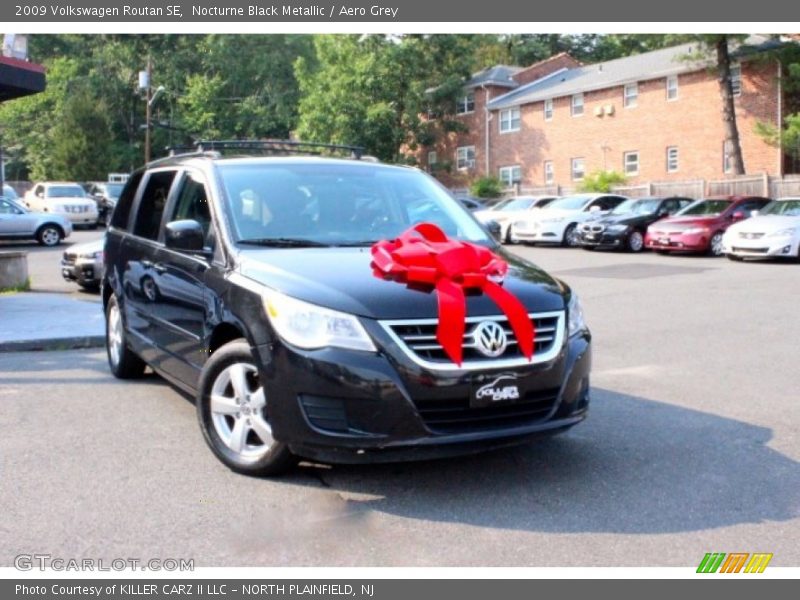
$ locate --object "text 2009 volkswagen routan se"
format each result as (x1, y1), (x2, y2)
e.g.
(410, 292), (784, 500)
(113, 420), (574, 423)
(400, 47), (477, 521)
(103, 141), (591, 475)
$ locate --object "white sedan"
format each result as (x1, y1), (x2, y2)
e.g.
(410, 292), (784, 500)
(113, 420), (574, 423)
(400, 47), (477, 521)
(511, 193), (628, 247)
(24, 182), (99, 228)
(474, 195), (557, 243)
(722, 197), (800, 261)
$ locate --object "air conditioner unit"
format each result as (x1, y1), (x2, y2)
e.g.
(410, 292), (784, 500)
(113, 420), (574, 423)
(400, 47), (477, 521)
(594, 106), (604, 117)
(604, 104), (615, 116)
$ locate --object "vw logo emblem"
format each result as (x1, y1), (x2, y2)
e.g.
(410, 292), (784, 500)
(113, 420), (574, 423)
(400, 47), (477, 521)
(474, 321), (508, 358)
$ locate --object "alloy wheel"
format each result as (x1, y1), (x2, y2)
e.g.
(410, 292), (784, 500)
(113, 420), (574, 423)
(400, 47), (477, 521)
(41, 227), (60, 246)
(107, 302), (123, 368)
(209, 363), (272, 461)
(710, 232), (724, 256)
(628, 231), (644, 252)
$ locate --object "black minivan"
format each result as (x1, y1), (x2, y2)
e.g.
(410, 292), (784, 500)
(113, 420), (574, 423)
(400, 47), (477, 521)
(103, 141), (591, 475)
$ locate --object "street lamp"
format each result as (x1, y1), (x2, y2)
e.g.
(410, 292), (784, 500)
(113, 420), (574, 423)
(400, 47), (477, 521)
(138, 59), (166, 164)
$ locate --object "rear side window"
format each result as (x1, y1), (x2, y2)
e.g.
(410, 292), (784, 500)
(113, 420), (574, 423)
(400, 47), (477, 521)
(133, 171), (177, 241)
(110, 171), (144, 230)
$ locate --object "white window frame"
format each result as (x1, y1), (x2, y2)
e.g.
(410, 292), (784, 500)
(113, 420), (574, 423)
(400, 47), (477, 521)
(730, 63), (742, 97)
(456, 146), (476, 171)
(544, 98), (553, 121)
(571, 93), (584, 117)
(624, 82), (638, 108)
(623, 151), (640, 176)
(666, 75), (679, 101)
(456, 92), (475, 115)
(499, 165), (522, 187)
(499, 107), (521, 133)
(571, 157), (585, 181)
(666, 146), (679, 173)
(544, 160), (554, 185)
(427, 151), (437, 167)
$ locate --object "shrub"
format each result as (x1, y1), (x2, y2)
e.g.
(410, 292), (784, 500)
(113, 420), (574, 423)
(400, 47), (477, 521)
(578, 170), (627, 193)
(470, 176), (504, 198)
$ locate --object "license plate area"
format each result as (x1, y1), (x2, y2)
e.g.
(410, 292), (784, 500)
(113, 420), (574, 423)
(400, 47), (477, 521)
(470, 372), (522, 408)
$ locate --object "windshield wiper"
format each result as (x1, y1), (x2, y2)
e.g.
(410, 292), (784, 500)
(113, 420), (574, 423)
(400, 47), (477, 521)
(238, 237), (330, 248)
(329, 240), (381, 247)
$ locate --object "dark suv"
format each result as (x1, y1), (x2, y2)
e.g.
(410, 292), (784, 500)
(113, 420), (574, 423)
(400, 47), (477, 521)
(103, 141), (591, 475)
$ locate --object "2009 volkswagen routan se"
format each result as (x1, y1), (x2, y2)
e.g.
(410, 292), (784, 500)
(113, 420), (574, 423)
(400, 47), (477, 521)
(103, 141), (591, 476)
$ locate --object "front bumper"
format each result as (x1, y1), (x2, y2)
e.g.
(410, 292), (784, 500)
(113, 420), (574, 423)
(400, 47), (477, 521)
(723, 236), (798, 259)
(57, 211), (99, 226)
(61, 256), (102, 287)
(253, 327), (591, 464)
(512, 224), (565, 244)
(580, 229), (627, 249)
(645, 231), (708, 252)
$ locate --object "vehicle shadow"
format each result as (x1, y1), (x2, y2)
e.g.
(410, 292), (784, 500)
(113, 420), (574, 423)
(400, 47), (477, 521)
(276, 387), (799, 535)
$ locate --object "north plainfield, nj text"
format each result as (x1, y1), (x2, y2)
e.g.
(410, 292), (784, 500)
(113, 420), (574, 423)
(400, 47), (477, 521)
(36, 4), (401, 18)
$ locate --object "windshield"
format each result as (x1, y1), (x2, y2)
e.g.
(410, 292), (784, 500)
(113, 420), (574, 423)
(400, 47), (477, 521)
(611, 198), (661, 216)
(677, 199), (732, 217)
(546, 195), (595, 211)
(497, 197), (534, 212)
(489, 198), (514, 211)
(760, 199), (800, 216)
(218, 162), (491, 246)
(46, 185), (85, 198)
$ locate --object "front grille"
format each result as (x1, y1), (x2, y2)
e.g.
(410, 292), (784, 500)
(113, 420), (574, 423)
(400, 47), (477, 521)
(738, 232), (765, 239)
(581, 223), (604, 233)
(731, 246), (769, 254)
(415, 387), (560, 433)
(381, 312), (564, 371)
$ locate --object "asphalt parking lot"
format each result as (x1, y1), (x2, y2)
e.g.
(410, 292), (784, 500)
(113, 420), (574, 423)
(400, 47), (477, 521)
(1, 244), (798, 567)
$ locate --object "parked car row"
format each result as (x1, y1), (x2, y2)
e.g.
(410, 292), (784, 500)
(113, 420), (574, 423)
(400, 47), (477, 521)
(477, 192), (797, 262)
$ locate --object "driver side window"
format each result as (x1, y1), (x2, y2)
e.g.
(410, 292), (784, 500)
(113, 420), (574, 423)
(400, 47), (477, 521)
(168, 172), (213, 247)
(0, 200), (20, 215)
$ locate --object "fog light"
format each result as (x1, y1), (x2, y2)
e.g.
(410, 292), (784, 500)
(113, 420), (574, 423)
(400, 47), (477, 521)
(781, 245), (791, 254)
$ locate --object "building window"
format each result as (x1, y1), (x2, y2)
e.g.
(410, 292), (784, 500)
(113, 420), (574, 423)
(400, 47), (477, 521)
(544, 98), (553, 121)
(723, 140), (735, 174)
(544, 160), (554, 185)
(666, 75), (679, 101)
(571, 93), (584, 117)
(499, 107), (521, 133)
(456, 146), (476, 170)
(623, 151), (639, 176)
(499, 165), (522, 187)
(666, 146), (679, 173)
(456, 92), (475, 115)
(427, 151), (437, 168)
(571, 158), (585, 181)
(624, 83), (638, 108)
(730, 63), (742, 97)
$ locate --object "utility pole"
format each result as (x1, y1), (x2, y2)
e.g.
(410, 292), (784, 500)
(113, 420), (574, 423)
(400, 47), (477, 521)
(144, 57), (152, 164)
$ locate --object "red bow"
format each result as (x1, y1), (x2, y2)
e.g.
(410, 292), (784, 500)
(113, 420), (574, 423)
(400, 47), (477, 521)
(371, 223), (535, 366)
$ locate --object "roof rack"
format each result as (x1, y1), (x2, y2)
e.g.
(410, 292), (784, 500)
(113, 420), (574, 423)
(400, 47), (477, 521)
(164, 139), (365, 160)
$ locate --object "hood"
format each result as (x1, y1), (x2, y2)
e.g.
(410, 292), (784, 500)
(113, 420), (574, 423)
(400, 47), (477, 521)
(476, 210), (526, 223)
(68, 238), (105, 254)
(727, 214), (800, 234)
(651, 215), (720, 229)
(235, 246), (567, 320)
(596, 212), (656, 227)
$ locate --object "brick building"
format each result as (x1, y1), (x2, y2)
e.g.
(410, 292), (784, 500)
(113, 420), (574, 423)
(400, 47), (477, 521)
(418, 36), (793, 192)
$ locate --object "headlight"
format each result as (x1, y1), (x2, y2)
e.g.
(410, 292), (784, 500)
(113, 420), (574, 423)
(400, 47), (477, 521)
(567, 293), (587, 337)
(264, 291), (376, 352)
(541, 217), (565, 224)
(79, 250), (103, 259)
(683, 227), (708, 235)
(768, 228), (796, 237)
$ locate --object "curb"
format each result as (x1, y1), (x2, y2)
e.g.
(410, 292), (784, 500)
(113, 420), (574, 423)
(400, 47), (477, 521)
(0, 335), (105, 353)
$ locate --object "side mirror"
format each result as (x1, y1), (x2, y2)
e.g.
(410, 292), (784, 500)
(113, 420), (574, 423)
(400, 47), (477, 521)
(485, 220), (503, 242)
(589, 205), (601, 212)
(657, 208), (670, 218)
(731, 211), (745, 220)
(750, 210), (760, 218)
(165, 220), (205, 252)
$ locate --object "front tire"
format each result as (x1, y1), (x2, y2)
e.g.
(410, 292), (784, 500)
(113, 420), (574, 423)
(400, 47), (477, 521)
(106, 295), (146, 379)
(197, 339), (297, 476)
(562, 224), (580, 247)
(709, 232), (725, 257)
(627, 230), (645, 253)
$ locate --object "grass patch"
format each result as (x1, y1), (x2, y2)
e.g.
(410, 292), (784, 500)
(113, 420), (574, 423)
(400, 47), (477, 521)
(0, 277), (32, 294)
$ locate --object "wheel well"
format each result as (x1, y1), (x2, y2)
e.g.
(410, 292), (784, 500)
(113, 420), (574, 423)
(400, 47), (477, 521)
(207, 323), (246, 355)
(36, 222), (64, 237)
(102, 282), (113, 311)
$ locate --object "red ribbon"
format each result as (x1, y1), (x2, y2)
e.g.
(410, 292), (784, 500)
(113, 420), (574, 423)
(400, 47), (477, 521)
(371, 223), (535, 366)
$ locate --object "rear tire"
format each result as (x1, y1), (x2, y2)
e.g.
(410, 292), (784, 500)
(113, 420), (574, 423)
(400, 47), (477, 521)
(36, 225), (62, 247)
(197, 339), (297, 476)
(106, 295), (146, 379)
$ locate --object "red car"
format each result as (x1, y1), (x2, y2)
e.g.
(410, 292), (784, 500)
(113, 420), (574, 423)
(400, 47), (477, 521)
(645, 196), (770, 256)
